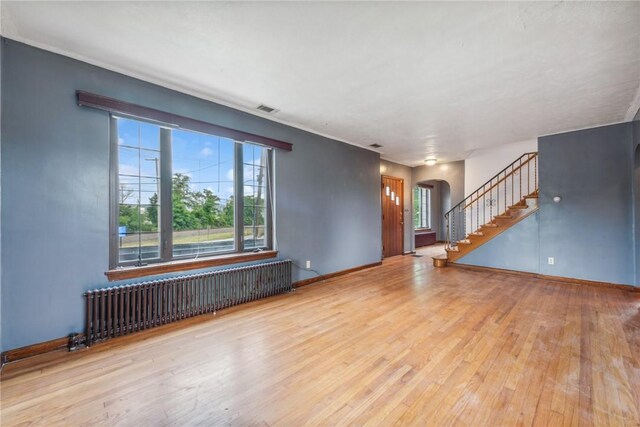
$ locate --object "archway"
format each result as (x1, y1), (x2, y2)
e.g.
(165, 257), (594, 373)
(413, 179), (451, 257)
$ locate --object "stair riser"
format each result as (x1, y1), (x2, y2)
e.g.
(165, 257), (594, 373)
(447, 198), (538, 263)
(445, 152), (538, 263)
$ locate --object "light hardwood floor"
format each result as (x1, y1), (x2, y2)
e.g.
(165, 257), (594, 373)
(1, 253), (639, 426)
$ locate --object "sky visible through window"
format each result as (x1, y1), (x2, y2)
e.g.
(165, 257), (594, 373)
(116, 117), (268, 264)
(118, 120), (236, 203)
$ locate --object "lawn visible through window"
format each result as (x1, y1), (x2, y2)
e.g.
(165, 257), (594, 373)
(112, 117), (273, 267)
(172, 130), (236, 258)
(117, 119), (161, 263)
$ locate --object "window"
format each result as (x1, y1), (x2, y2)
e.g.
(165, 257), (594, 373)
(171, 129), (236, 258)
(413, 186), (431, 229)
(111, 116), (273, 268)
(116, 119), (161, 263)
(243, 143), (269, 250)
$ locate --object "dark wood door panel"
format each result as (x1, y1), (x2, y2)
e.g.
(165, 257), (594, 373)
(382, 175), (404, 258)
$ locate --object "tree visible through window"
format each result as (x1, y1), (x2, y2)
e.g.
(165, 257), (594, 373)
(112, 117), (272, 267)
(117, 119), (161, 263)
(171, 129), (236, 258)
(413, 186), (431, 229)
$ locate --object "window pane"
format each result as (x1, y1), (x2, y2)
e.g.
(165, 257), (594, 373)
(425, 189), (431, 229)
(244, 226), (265, 248)
(244, 206), (266, 226)
(116, 118), (161, 264)
(243, 143), (269, 249)
(138, 122), (161, 151)
(413, 187), (420, 228)
(171, 129), (235, 257)
(139, 150), (160, 178)
(119, 231), (160, 263)
(117, 118), (160, 151)
(413, 187), (431, 230)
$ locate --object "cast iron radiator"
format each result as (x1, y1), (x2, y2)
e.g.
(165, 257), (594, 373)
(85, 259), (292, 346)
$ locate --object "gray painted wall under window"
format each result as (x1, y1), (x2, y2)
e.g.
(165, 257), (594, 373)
(456, 122), (636, 286)
(0, 39), (381, 351)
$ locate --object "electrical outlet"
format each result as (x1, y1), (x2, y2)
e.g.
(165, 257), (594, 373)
(306, 260), (311, 269)
(548, 257), (555, 265)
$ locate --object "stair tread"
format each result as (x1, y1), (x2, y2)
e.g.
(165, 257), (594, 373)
(446, 159), (538, 261)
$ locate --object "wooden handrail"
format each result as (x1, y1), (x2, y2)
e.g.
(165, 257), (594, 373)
(444, 151), (538, 251)
(445, 152), (537, 219)
(463, 154), (537, 209)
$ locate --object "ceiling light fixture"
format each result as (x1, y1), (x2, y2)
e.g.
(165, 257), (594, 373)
(425, 158), (437, 166)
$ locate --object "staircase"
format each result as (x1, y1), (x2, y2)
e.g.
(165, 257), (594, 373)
(444, 152), (538, 263)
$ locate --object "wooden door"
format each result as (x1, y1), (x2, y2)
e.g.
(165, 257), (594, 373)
(381, 175), (404, 258)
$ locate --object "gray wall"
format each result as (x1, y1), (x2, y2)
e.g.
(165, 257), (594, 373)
(426, 181), (443, 240)
(457, 212), (540, 273)
(381, 160), (460, 251)
(1, 40), (381, 351)
(633, 108), (640, 286)
(454, 122), (637, 287)
(441, 180), (451, 237)
(412, 161), (464, 214)
(538, 123), (635, 285)
(380, 159), (413, 253)
(412, 161), (463, 244)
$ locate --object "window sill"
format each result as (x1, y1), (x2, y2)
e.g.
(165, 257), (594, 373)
(105, 250), (278, 282)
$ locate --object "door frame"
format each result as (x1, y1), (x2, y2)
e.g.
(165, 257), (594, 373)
(381, 175), (404, 258)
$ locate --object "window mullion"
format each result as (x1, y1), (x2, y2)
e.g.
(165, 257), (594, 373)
(265, 150), (274, 249)
(427, 189), (431, 229)
(160, 128), (173, 261)
(234, 142), (244, 252)
(109, 116), (119, 269)
(423, 190), (427, 228)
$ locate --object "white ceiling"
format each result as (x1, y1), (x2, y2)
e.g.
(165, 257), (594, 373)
(2, 1), (639, 166)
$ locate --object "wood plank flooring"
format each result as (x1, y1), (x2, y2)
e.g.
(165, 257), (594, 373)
(2, 252), (639, 426)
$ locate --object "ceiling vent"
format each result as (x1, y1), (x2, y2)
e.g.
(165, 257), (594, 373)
(369, 143), (383, 148)
(257, 104), (279, 114)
